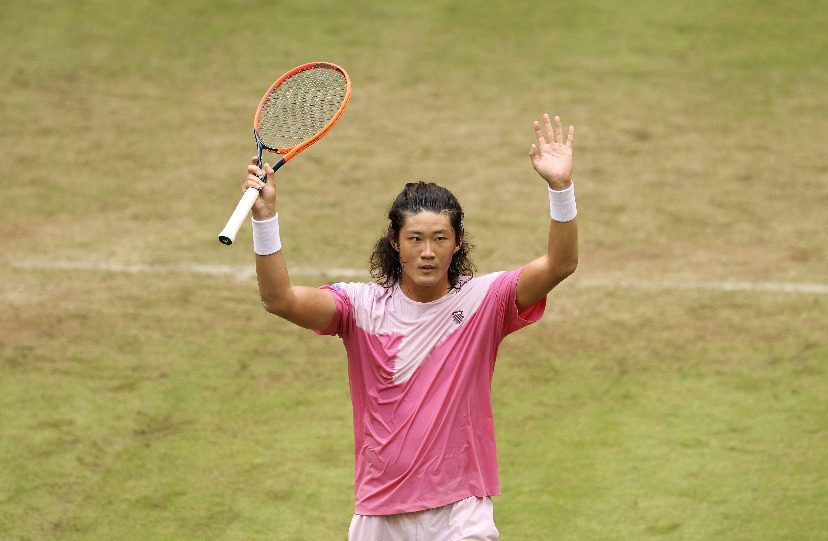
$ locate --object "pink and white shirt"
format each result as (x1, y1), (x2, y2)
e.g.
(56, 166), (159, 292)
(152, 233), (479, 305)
(316, 269), (545, 515)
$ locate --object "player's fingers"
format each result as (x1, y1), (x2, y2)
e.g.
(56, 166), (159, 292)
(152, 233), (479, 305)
(554, 116), (563, 143)
(529, 144), (538, 158)
(543, 113), (555, 144)
(533, 121), (546, 148)
(244, 173), (266, 191)
(566, 125), (575, 148)
(250, 155), (260, 165)
(243, 181), (265, 193)
(260, 163), (277, 190)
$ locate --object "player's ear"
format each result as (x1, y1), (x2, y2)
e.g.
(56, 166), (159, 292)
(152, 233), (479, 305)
(387, 228), (399, 251)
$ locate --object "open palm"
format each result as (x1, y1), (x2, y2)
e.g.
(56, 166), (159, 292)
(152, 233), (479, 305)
(529, 114), (574, 189)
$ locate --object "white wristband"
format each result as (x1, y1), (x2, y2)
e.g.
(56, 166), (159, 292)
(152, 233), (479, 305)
(548, 182), (577, 222)
(251, 214), (282, 255)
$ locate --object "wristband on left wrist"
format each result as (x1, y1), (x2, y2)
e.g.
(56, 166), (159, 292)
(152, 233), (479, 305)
(548, 182), (577, 222)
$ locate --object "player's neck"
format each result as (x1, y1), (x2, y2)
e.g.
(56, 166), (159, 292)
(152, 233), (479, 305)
(399, 275), (451, 303)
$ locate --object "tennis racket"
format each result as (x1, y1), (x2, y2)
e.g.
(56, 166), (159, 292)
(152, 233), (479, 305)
(218, 62), (351, 245)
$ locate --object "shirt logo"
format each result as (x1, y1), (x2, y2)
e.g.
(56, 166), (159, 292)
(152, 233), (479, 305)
(451, 310), (465, 325)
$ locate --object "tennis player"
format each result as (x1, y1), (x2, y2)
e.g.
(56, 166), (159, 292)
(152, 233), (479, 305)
(242, 114), (578, 540)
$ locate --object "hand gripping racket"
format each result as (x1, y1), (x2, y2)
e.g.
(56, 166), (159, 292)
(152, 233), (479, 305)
(218, 62), (351, 245)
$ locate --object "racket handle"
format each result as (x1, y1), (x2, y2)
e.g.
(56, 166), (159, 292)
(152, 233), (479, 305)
(218, 188), (261, 245)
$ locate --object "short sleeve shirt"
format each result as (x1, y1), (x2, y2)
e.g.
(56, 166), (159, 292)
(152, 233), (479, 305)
(316, 269), (545, 515)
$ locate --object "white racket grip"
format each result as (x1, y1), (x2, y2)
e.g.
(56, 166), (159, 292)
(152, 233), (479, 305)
(218, 188), (261, 245)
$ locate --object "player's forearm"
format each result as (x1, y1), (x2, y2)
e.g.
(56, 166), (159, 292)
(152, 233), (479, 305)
(543, 180), (579, 281)
(251, 213), (294, 315)
(545, 218), (579, 281)
(516, 217), (578, 308)
(249, 211), (336, 329)
(255, 251), (296, 315)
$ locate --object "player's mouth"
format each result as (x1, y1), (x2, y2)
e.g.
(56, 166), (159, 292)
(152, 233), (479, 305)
(419, 265), (437, 273)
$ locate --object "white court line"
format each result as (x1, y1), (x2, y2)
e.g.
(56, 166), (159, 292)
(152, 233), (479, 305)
(9, 260), (828, 295)
(10, 260), (367, 283)
(574, 277), (828, 295)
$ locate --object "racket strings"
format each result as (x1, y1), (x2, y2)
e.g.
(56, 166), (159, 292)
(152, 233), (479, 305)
(257, 67), (348, 150)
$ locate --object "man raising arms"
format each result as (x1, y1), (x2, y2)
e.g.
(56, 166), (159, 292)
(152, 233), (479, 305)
(241, 114), (577, 540)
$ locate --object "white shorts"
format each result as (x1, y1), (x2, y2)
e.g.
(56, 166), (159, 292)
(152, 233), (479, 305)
(348, 496), (499, 541)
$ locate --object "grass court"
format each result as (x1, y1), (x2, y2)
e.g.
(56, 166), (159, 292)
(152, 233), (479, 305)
(1, 1), (826, 539)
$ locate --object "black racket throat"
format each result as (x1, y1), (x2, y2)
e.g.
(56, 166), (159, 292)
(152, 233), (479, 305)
(256, 157), (286, 182)
(254, 129), (286, 181)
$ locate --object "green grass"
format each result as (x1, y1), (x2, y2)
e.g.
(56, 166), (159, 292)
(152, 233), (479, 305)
(2, 1), (827, 539)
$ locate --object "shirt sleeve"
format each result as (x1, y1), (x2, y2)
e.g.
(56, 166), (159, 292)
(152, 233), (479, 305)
(494, 268), (546, 337)
(314, 283), (353, 337)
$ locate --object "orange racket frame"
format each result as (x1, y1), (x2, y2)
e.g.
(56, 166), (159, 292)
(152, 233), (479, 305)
(254, 61), (351, 159)
(219, 62), (351, 245)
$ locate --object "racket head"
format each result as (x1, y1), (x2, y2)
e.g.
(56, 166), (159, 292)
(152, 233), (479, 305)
(253, 62), (351, 157)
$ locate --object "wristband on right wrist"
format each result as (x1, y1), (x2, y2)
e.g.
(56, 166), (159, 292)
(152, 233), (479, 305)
(548, 182), (577, 222)
(252, 213), (282, 255)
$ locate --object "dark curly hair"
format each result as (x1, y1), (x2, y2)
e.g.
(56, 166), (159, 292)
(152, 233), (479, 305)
(370, 181), (475, 289)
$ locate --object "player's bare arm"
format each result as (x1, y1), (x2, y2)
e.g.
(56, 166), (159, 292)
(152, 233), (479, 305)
(516, 114), (579, 309)
(244, 157), (336, 330)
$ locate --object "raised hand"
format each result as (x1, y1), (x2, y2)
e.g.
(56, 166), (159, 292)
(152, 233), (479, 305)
(529, 114), (574, 190)
(245, 155), (278, 220)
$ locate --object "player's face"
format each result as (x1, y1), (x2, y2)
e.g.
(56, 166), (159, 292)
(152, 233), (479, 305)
(397, 211), (459, 302)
